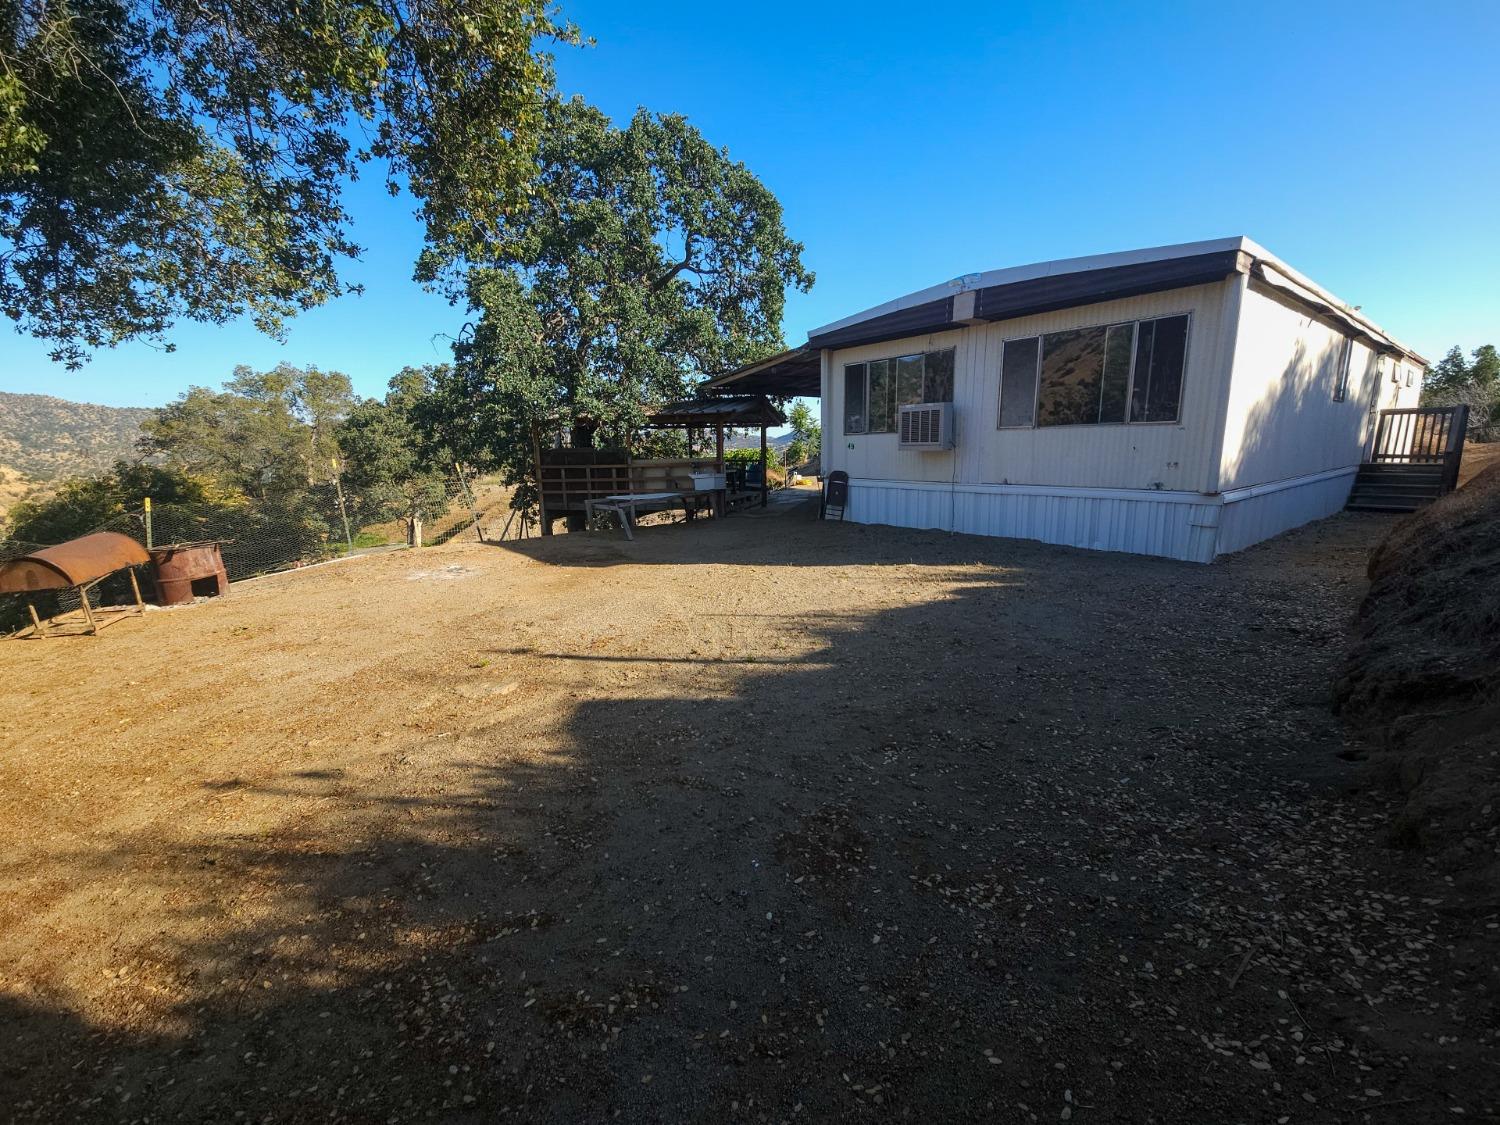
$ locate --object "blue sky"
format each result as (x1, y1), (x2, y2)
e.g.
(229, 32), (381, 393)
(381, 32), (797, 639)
(2, 0), (1497, 409)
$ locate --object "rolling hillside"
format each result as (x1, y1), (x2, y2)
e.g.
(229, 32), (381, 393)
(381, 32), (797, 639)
(0, 391), (153, 480)
(0, 391), (155, 520)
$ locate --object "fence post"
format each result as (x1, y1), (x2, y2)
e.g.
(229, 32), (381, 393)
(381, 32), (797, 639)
(330, 457), (355, 555)
(454, 460), (485, 544)
(143, 496), (153, 549)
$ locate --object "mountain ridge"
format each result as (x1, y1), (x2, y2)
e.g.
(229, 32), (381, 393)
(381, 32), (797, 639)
(0, 390), (154, 482)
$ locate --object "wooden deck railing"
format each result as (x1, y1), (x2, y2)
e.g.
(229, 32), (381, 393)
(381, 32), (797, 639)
(538, 457), (723, 513)
(1368, 405), (1469, 494)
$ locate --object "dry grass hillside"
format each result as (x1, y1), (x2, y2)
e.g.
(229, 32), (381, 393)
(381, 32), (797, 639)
(1335, 447), (1500, 899)
(0, 465), (46, 519)
(0, 392), (153, 519)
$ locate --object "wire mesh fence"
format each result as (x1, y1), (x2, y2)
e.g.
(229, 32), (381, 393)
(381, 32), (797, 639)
(0, 463), (527, 635)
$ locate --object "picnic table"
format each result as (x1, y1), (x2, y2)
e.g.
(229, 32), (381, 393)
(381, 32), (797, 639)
(585, 490), (725, 540)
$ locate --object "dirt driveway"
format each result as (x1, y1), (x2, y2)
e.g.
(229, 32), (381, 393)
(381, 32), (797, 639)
(1, 503), (1494, 1123)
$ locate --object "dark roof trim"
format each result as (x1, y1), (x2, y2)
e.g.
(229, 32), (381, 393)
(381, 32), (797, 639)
(702, 346), (821, 398)
(801, 252), (1245, 354)
(648, 395), (786, 428)
(973, 249), (1248, 323)
(807, 296), (955, 351)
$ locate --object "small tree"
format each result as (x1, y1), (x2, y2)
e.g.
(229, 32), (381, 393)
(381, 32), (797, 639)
(786, 400), (820, 467)
(337, 385), (451, 547)
(1423, 343), (1500, 443)
(140, 364), (354, 502)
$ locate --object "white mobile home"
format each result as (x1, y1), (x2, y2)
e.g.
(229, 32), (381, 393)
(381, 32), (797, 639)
(710, 237), (1431, 563)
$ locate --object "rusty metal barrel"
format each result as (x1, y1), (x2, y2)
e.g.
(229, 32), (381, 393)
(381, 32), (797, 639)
(149, 542), (229, 606)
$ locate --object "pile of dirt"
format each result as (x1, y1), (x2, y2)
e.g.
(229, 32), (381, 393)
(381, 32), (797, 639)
(1335, 457), (1500, 894)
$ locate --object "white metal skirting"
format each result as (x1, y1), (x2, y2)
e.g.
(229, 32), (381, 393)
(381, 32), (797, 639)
(842, 480), (1221, 562)
(837, 468), (1359, 563)
(1212, 467), (1357, 557)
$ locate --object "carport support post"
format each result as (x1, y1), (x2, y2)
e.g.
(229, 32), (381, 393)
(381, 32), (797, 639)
(759, 424), (768, 508)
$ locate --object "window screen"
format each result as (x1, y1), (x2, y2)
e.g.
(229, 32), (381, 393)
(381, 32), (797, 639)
(843, 349), (954, 434)
(925, 349), (955, 403)
(1100, 323), (1134, 424)
(1332, 338), (1352, 403)
(1037, 326), (1108, 427)
(896, 354), (925, 408)
(843, 363), (867, 434)
(999, 337), (1040, 428)
(1129, 314), (1188, 423)
(868, 358), (895, 433)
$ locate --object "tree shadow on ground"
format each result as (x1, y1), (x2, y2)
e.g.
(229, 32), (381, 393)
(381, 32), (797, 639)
(4, 524), (1489, 1123)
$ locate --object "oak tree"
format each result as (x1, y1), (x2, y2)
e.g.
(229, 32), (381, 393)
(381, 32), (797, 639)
(1, 0), (575, 366)
(447, 98), (812, 511)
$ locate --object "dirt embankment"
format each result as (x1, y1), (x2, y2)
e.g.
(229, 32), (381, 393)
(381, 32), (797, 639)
(1335, 451), (1500, 897)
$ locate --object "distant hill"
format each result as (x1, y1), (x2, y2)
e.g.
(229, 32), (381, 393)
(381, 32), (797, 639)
(724, 430), (795, 451)
(0, 391), (153, 481)
(0, 391), (155, 521)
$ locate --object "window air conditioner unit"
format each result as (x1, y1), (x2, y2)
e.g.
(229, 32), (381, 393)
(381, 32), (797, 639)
(898, 402), (954, 450)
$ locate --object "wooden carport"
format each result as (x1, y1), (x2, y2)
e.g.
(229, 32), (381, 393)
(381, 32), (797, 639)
(534, 396), (786, 534)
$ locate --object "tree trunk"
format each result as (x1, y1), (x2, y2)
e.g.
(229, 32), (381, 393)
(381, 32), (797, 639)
(409, 513), (424, 548)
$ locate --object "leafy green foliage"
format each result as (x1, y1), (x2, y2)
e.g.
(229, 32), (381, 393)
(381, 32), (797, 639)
(5, 460), (215, 543)
(0, 0), (576, 366)
(449, 99), (811, 510)
(723, 446), (780, 471)
(1423, 343), (1500, 442)
(336, 370), (451, 545)
(785, 400), (820, 467)
(140, 363), (354, 501)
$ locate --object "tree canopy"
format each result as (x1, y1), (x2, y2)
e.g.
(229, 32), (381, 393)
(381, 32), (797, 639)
(336, 365), (453, 545)
(1423, 343), (1499, 442)
(785, 399), (820, 468)
(448, 98), (812, 508)
(140, 363), (354, 502)
(1, 0), (575, 366)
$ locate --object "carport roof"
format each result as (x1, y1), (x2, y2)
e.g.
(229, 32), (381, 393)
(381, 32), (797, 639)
(648, 395), (786, 427)
(699, 347), (820, 399)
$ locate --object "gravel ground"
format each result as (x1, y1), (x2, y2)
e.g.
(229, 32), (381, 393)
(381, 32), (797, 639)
(1, 504), (1495, 1123)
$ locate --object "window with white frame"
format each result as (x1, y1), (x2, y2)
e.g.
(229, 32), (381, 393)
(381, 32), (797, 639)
(997, 313), (1189, 428)
(843, 348), (955, 434)
(1333, 337), (1353, 402)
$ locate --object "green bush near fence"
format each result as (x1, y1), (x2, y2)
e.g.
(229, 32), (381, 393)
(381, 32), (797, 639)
(723, 446), (781, 471)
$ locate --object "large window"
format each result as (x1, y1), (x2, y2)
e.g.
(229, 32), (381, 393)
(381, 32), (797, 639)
(997, 313), (1189, 428)
(844, 348), (955, 434)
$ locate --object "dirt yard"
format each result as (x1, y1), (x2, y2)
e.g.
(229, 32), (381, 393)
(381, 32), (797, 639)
(2, 502), (1496, 1123)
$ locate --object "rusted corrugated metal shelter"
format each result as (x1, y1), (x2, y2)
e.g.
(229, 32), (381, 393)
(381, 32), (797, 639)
(0, 532), (149, 637)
